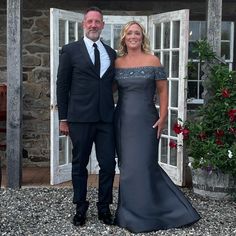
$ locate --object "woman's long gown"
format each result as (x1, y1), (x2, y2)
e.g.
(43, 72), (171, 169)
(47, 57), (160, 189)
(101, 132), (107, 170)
(114, 66), (200, 233)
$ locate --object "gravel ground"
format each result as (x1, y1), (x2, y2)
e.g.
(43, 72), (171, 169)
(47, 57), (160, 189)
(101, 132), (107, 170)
(0, 187), (236, 236)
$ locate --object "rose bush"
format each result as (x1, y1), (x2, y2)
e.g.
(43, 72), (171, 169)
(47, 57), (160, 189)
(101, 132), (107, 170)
(170, 40), (236, 177)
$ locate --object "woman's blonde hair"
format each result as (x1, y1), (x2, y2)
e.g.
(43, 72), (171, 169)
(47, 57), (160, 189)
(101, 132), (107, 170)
(117, 21), (151, 56)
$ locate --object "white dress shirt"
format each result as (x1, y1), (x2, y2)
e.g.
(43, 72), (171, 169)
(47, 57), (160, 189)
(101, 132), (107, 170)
(83, 36), (110, 77)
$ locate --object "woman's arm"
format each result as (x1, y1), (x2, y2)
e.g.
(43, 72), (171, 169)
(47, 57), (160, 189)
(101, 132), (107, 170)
(153, 80), (168, 138)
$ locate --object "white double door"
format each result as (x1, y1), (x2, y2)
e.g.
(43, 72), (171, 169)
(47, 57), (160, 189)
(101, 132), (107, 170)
(50, 8), (189, 186)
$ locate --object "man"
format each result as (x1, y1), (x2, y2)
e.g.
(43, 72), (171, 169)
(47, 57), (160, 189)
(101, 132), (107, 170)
(57, 6), (116, 226)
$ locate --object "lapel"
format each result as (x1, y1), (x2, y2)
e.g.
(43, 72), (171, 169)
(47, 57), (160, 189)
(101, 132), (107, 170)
(78, 38), (98, 74)
(77, 38), (114, 78)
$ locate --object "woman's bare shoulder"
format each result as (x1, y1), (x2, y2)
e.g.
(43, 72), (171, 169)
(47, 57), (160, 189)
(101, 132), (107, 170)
(145, 54), (161, 67)
(115, 56), (126, 67)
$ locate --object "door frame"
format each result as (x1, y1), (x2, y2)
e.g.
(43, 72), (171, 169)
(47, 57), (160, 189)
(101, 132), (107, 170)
(50, 8), (84, 185)
(149, 9), (189, 185)
(50, 8), (189, 186)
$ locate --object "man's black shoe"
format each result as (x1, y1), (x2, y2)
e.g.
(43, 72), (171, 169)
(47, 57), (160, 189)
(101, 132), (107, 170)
(73, 212), (86, 226)
(98, 212), (114, 225)
(113, 217), (118, 225)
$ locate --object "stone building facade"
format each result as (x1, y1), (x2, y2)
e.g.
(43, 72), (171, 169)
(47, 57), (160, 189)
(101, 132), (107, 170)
(0, 0), (236, 167)
(0, 8), (51, 164)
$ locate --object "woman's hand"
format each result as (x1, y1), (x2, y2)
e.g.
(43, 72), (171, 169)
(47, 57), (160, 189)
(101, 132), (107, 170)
(153, 118), (166, 139)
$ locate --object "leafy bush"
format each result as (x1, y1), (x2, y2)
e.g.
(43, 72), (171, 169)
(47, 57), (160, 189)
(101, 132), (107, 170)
(171, 40), (236, 177)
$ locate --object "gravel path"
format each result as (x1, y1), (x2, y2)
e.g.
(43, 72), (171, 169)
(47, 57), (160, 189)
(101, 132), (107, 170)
(1, 187), (236, 236)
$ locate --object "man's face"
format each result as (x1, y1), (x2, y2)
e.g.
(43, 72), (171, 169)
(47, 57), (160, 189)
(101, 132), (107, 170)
(83, 11), (104, 41)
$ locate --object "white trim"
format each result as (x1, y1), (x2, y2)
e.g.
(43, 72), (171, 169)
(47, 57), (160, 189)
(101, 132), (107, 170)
(50, 8), (84, 185)
(149, 9), (189, 186)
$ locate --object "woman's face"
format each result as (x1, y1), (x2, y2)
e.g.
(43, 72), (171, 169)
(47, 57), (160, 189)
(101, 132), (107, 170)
(124, 23), (143, 50)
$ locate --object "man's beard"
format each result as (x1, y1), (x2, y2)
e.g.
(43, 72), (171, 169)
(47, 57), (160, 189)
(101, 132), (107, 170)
(86, 29), (102, 41)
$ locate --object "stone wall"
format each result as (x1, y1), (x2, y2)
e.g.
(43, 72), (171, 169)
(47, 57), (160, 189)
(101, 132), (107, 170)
(0, 8), (50, 165)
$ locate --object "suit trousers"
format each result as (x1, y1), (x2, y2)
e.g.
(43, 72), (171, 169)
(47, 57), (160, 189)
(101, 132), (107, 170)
(68, 121), (116, 213)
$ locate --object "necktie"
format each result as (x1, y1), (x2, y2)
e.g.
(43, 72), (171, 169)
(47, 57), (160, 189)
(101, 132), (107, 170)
(93, 43), (100, 75)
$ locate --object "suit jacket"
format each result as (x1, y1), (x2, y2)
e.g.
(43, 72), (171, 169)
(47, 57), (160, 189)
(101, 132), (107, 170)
(56, 38), (117, 123)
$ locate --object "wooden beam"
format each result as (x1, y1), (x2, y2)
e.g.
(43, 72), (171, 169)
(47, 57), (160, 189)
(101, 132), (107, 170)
(7, 0), (23, 189)
(206, 0), (222, 57)
(202, 0), (222, 104)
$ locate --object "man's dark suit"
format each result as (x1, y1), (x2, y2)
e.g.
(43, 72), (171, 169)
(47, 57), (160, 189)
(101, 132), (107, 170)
(57, 38), (116, 214)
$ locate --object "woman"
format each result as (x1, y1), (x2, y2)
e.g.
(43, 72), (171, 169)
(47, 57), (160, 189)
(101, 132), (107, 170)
(114, 21), (200, 233)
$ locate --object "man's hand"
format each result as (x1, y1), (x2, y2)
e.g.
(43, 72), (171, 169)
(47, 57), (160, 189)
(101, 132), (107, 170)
(59, 121), (69, 136)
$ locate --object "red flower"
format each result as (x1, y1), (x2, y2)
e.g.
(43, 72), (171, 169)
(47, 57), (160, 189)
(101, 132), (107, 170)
(198, 132), (207, 141)
(215, 129), (224, 137)
(215, 138), (224, 146)
(182, 128), (190, 140)
(228, 109), (236, 122)
(229, 127), (236, 134)
(169, 140), (177, 148)
(173, 123), (182, 134)
(221, 88), (230, 98)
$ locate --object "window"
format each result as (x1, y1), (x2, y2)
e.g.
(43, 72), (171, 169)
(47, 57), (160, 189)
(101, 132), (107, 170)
(187, 21), (234, 104)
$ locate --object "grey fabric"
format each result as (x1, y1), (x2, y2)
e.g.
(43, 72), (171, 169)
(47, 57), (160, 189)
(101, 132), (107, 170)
(114, 66), (200, 233)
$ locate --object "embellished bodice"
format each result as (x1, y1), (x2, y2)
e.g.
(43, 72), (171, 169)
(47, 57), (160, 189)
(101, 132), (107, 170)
(115, 66), (167, 81)
(114, 66), (167, 118)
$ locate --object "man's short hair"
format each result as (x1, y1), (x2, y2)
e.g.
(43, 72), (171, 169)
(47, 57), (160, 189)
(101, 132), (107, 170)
(84, 6), (103, 16)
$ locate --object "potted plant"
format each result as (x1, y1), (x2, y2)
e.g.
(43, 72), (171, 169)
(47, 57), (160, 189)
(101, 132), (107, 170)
(170, 40), (236, 199)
